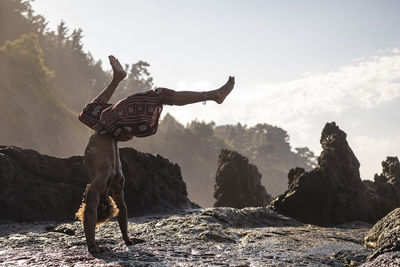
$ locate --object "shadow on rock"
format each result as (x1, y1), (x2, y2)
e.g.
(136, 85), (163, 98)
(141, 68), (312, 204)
(92, 246), (165, 266)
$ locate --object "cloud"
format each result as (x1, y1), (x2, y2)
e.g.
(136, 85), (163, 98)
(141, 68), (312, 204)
(163, 50), (400, 180)
(349, 135), (400, 180)
(253, 52), (400, 117)
(166, 50), (400, 130)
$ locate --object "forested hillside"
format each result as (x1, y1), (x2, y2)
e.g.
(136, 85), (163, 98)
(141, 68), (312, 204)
(130, 114), (316, 206)
(0, 0), (153, 155)
(0, 0), (316, 207)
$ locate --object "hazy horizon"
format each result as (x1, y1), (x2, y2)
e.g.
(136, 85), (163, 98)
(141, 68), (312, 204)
(31, 0), (400, 180)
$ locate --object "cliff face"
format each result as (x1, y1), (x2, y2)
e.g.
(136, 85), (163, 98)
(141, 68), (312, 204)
(270, 122), (400, 226)
(0, 145), (197, 222)
(214, 149), (272, 208)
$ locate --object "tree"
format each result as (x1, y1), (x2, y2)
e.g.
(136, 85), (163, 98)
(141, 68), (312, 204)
(1, 33), (54, 85)
(126, 61), (154, 93)
(57, 21), (68, 48)
(0, 0), (35, 45)
(188, 120), (215, 139)
(295, 147), (318, 168)
(69, 28), (84, 53)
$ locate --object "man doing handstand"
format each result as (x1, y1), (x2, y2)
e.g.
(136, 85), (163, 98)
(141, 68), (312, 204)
(77, 55), (235, 253)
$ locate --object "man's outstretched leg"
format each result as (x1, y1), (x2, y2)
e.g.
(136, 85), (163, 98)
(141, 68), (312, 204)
(160, 76), (235, 106)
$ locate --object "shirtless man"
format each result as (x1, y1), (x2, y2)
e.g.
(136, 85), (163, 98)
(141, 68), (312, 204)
(77, 55), (235, 254)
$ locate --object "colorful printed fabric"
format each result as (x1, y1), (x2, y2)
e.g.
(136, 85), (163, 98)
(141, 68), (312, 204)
(79, 88), (175, 141)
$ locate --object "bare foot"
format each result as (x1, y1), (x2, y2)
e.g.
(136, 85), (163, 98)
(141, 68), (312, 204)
(109, 55), (127, 83)
(215, 76), (235, 104)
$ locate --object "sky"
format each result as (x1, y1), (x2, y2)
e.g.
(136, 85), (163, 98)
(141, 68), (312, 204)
(31, 0), (400, 180)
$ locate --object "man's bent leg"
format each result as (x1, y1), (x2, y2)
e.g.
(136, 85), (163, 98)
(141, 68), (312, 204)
(92, 55), (127, 104)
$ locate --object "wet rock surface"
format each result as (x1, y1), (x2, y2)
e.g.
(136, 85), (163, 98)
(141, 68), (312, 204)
(269, 122), (395, 226)
(0, 207), (372, 266)
(362, 251), (400, 266)
(0, 146), (196, 222)
(364, 207), (400, 263)
(214, 149), (272, 208)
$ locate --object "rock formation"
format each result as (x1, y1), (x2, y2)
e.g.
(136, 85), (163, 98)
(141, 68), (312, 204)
(363, 157), (400, 218)
(0, 145), (197, 222)
(269, 122), (379, 226)
(364, 207), (400, 265)
(214, 149), (272, 208)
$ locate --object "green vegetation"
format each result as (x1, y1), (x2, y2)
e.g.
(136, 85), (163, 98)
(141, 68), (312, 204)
(129, 114), (316, 207)
(0, 0), (154, 155)
(0, 0), (316, 206)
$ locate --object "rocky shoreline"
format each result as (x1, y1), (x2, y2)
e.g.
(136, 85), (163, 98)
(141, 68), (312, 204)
(0, 207), (373, 266)
(2, 122), (400, 266)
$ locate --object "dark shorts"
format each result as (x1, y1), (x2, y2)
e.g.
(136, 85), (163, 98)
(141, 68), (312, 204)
(79, 88), (175, 141)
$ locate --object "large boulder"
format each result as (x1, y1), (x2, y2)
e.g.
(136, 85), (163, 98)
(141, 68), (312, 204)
(269, 122), (378, 226)
(0, 145), (197, 222)
(214, 149), (272, 208)
(364, 208), (400, 263)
